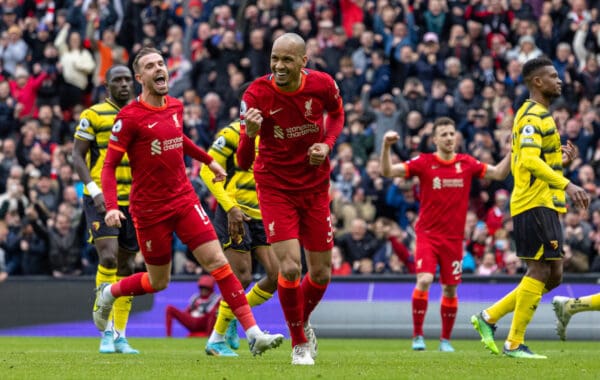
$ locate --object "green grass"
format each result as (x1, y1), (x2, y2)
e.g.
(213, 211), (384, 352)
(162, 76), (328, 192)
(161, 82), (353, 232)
(1, 337), (598, 380)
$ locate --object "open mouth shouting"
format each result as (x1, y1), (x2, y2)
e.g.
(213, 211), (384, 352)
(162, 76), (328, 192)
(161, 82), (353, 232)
(153, 72), (168, 93)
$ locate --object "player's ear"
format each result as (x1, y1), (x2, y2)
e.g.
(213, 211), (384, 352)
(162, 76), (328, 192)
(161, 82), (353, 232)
(135, 72), (143, 85)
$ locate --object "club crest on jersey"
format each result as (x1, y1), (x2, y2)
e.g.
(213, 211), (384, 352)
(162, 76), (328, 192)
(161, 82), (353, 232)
(305, 98), (313, 117)
(455, 162), (462, 173)
(268, 221), (275, 236)
(146, 240), (152, 252)
(432, 177), (442, 189)
(172, 114), (180, 128)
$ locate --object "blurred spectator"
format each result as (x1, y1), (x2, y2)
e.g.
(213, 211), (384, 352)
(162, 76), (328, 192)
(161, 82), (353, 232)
(45, 211), (84, 278)
(336, 218), (383, 273)
(0, 25), (28, 76)
(0, 219), (7, 282)
(501, 252), (524, 275)
(9, 64), (48, 119)
(165, 275), (220, 337)
(54, 24), (96, 111)
(476, 251), (499, 276)
(485, 189), (509, 236)
(0, 80), (17, 137)
(331, 245), (352, 276)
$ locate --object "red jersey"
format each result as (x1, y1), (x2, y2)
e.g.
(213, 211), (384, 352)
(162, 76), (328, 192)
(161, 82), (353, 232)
(105, 96), (206, 222)
(239, 69), (343, 191)
(404, 153), (487, 239)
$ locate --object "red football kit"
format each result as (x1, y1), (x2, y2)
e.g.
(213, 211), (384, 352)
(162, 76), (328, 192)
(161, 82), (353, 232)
(237, 70), (344, 250)
(102, 96), (216, 265)
(404, 153), (487, 284)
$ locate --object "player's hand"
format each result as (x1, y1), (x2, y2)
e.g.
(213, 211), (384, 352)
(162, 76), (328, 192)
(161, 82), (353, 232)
(566, 182), (590, 210)
(307, 143), (330, 166)
(227, 206), (250, 244)
(383, 131), (400, 146)
(244, 107), (263, 138)
(562, 140), (577, 167)
(92, 193), (106, 214)
(105, 209), (126, 228)
(208, 160), (226, 183)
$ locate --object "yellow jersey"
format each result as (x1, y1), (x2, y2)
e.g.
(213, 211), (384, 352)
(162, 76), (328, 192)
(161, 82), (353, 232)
(74, 99), (132, 206)
(200, 121), (261, 220)
(510, 99), (570, 216)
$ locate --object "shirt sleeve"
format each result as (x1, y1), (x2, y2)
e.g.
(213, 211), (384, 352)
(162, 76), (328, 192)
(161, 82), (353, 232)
(199, 127), (238, 212)
(518, 120), (570, 189)
(74, 109), (96, 141)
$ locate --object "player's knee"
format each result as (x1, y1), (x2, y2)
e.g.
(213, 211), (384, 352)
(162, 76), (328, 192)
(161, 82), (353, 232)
(238, 270), (253, 288)
(98, 252), (117, 268)
(150, 278), (170, 291)
(309, 267), (331, 284)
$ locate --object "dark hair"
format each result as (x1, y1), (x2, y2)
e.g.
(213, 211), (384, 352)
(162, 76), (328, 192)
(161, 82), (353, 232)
(132, 47), (162, 74)
(522, 56), (553, 81)
(432, 116), (455, 135)
(105, 64), (131, 82)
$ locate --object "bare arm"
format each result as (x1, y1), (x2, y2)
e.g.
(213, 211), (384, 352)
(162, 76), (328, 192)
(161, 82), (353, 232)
(484, 151), (511, 181)
(380, 131), (407, 178)
(72, 138), (106, 213)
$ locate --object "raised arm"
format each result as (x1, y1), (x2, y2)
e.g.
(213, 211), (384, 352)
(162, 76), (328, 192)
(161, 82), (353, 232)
(380, 131), (407, 178)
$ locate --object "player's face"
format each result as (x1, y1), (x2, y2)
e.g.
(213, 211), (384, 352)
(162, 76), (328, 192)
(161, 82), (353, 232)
(537, 65), (562, 99)
(136, 53), (169, 96)
(107, 67), (133, 104)
(270, 40), (307, 91)
(433, 124), (457, 155)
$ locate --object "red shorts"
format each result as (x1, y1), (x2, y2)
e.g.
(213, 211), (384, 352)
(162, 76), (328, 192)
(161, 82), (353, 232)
(132, 199), (217, 266)
(415, 234), (463, 285)
(257, 185), (333, 252)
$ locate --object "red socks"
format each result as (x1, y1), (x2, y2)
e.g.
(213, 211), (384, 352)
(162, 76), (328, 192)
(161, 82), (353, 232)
(301, 274), (328, 322)
(111, 272), (156, 297)
(278, 275), (306, 347)
(440, 296), (458, 340)
(412, 288), (428, 337)
(211, 264), (256, 331)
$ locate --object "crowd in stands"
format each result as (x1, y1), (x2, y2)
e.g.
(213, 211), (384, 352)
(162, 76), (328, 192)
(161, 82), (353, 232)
(2, 0), (600, 282)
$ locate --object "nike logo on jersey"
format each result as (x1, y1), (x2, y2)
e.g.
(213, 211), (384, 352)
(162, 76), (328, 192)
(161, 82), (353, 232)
(269, 108), (283, 116)
(148, 122), (158, 129)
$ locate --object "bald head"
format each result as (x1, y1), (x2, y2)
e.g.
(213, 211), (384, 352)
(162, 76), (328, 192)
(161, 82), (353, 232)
(270, 33), (308, 91)
(273, 33), (306, 55)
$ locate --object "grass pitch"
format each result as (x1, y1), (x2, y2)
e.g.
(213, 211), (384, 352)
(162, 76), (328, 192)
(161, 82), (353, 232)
(1, 337), (598, 380)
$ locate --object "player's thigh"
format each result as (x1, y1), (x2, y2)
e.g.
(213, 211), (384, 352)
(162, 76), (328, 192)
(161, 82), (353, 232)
(175, 201), (219, 259)
(213, 205), (253, 252)
(83, 196), (119, 261)
(118, 206), (140, 252)
(299, 191), (334, 252)
(135, 218), (175, 266)
(257, 186), (301, 243)
(415, 234), (437, 275)
(224, 247), (253, 283)
(513, 207), (563, 260)
(434, 238), (464, 285)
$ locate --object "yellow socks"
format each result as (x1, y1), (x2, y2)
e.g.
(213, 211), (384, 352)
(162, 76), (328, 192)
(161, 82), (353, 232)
(214, 283), (274, 335)
(113, 276), (133, 338)
(506, 276), (545, 349)
(566, 293), (600, 314)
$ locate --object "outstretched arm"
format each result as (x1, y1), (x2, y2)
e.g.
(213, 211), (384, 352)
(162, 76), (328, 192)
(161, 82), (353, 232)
(484, 151), (511, 181)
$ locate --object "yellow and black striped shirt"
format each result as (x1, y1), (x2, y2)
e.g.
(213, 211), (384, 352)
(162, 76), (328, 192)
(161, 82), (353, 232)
(510, 99), (570, 216)
(200, 121), (261, 220)
(74, 99), (132, 206)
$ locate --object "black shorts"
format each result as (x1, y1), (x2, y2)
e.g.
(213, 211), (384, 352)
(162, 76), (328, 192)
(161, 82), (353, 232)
(83, 196), (139, 252)
(513, 207), (563, 260)
(213, 205), (268, 252)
